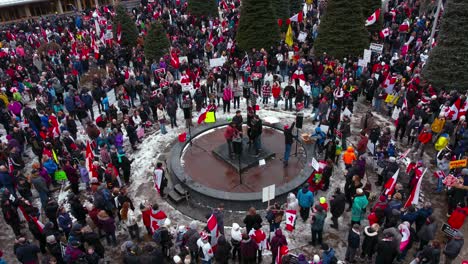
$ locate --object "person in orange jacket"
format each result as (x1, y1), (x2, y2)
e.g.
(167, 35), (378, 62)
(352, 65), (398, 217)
(417, 124), (432, 158)
(343, 146), (357, 169)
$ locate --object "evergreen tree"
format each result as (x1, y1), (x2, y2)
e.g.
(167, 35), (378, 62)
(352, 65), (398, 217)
(290, 0), (302, 15)
(188, 0), (218, 18)
(114, 5), (138, 48)
(272, 0), (290, 32)
(237, 0), (280, 51)
(144, 22), (170, 63)
(314, 0), (369, 59)
(422, 0), (468, 91)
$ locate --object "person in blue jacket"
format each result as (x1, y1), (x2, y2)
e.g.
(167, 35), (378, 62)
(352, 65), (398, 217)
(297, 183), (314, 222)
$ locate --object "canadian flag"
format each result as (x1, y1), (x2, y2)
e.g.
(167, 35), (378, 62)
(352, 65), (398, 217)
(197, 107), (208, 124)
(289, 11), (304, 23)
(276, 245), (289, 264)
(249, 228), (268, 249)
(150, 209), (167, 233)
(399, 20), (410, 33)
(383, 74), (397, 93)
(404, 168), (427, 208)
(365, 8), (380, 26)
(399, 223), (411, 251)
(380, 27), (391, 39)
(170, 51), (180, 70)
(285, 210), (297, 231)
(292, 69), (305, 81)
(207, 214), (219, 251)
(447, 98), (467, 121)
(433, 170), (446, 179)
(384, 169), (400, 196)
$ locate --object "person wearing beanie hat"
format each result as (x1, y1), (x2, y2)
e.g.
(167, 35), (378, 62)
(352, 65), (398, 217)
(312, 254), (321, 263)
(173, 255), (183, 264)
(197, 231), (214, 263)
(351, 188), (369, 225)
(319, 197), (329, 211)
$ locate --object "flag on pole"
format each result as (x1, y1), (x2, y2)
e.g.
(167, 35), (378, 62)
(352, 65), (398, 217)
(404, 168), (427, 208)
(285, 24), (294, 47)
(207, 214), (219, 251)
(384, 169), (400, 196)
(433, 170), (446, 179)
(447, 98), (466, 121)
(149, 209), (167, 233)
(285, 210), (297, 231)
(365, 8), (380, 26)
(289, 12), (303, 23)
(380, 27), (391, 39)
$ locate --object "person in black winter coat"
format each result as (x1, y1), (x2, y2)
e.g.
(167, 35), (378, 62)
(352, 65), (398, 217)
(215, 235), (232, 264)
(45, 198), (59, 228)
(329, 188), (346, 229)
(124, 119), (139, 150)
(81, 226), (105, 258)
(243, 207), (262, 234)
(14, 238), (41, 264)
(46, 235), (65, 264)
(283, 122), (295, 167)
(69, 195), (88, 226)
(345, 224), (360, 263)
(375, 232), (399, 264)
(360, 224), (379, 261)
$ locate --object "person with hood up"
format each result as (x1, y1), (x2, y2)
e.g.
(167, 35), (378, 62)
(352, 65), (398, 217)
(320, 243), (336, 264)
(351, 188), (368, 225)
(330, 187), (346, 229)
(343, 146), (357, 169)
(230, 223), (243, 262)
(360, 223), (379, 261)
(310, 205), (326, 246)
(197, 232), (214, 264)
(443, 230), (464, 264)
(270, 229), (287, 264)
(214, 235), (231, 264)
(297, 183), (314, 222)
(417, 215), (438, 250)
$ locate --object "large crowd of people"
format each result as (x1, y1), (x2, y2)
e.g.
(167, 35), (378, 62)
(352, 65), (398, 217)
(0, 0), (467, 263)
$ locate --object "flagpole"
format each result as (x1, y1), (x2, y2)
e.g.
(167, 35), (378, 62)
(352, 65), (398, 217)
(429, 0), (443, 48)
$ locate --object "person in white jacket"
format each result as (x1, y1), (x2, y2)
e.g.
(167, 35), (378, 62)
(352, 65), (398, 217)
(120, 201), (140, 240)
(197, 232), (214, 264)
(231, 223), (243, 262)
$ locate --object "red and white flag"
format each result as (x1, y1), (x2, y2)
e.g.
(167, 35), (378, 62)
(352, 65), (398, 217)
(365, 8), (380, 26)
(447, 98), (467, 121)
(399, 223), (410, 251)
(197, 107), (208, 124)
(207, 214), (219, 251)
(433, 170), (446, 179)
(153, 167), (164, 193)
(404, 168), (427, 208)
(32, 216), (45, 233)
(384, 169), (400, 196)
(275, 245), (289, 264)
(170, 51), (180, 69)
(86, 141), (95, 171)
(383, 74), (397, 93)
(399, 20), (410, 32)
(285, 210), (297, 231)
(289, 12), (303, 23)
(380, 27), (391, 39)
(149, 209), (167, 233)
(117, 24), (122, 44)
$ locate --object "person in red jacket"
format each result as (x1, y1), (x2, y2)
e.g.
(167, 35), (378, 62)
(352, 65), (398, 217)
(140, 203), (152, 235)
(272, 81), (281, 108)
(417, 124), (432, 158)
(448, 206), (468, 229)
(224, 122), (240, 158)
(356, 131), (369, 157)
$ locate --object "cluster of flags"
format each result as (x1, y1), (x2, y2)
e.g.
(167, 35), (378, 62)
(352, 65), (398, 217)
(382, 165), (427, 208)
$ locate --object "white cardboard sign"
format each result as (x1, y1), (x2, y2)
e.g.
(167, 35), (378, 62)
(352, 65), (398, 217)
(262, 184), (275, 203)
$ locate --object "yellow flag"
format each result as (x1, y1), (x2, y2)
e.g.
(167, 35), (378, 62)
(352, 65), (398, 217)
(285, 24), (293, 47)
